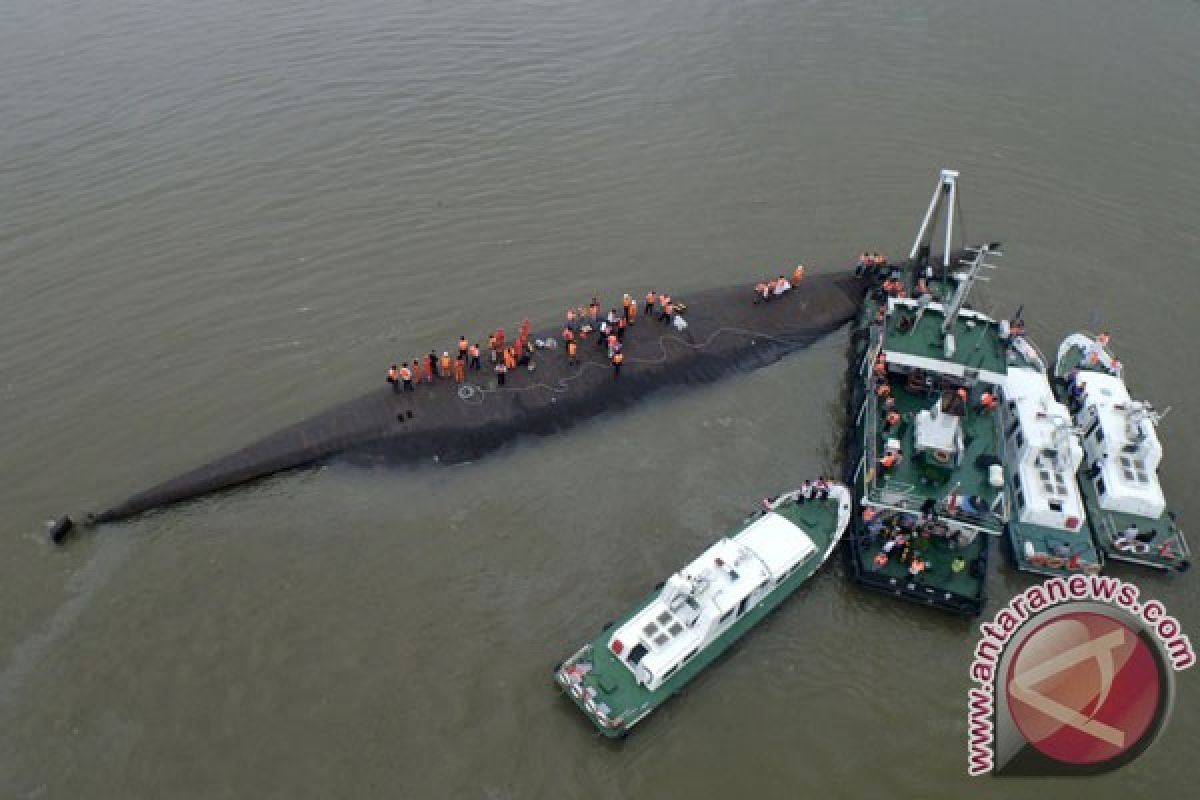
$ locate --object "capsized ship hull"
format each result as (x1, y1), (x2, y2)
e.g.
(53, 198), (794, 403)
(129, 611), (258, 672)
(83, 274), (865, 528)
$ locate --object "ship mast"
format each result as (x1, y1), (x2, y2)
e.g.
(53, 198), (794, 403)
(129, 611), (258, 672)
(909, 168), (962, 274)
(941, 243), (1002, 338)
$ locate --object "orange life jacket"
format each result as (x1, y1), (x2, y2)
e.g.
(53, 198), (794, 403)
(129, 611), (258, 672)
(399, 367), (412, 381)
(613, 352), (624, 365)
(459, 339), (468, 354)
(387, 367), (398, 382)
(440, 355), (451, 373)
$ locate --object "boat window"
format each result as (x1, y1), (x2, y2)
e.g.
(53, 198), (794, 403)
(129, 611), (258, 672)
(1015, 490), (1026, 510)
(1049, 499), (1063, 512)
(662, 665), (679, 682)
(1122, 444), (1139, 455)
(684, 596), (700, 612)
(1006, 419), (1019, 438)
(628, 643), (648, 665)
(1015, 431), (1024, 449)
(1095, 428), (1105, 442)
(683, 648), (698, 663)
(653, 633), (670, 647)
(1096, 478), (1107, 495)
(736, 596), (750, 618)
(1041, 448), (1058, 461)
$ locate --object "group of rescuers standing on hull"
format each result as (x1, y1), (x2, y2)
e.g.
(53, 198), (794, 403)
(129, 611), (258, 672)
(385, 263), (809, 394)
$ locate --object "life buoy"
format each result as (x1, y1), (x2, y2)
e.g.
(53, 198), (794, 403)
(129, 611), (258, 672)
(1028, 553), (1049, 566)
(1133, 543), (1151, 555)
(932, 449), (951, 465)
(1045, 556), (1067, 569)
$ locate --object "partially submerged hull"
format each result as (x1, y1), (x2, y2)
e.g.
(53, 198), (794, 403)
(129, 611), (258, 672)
(83, 274), (865, 528)
(555, 486), (851, 737)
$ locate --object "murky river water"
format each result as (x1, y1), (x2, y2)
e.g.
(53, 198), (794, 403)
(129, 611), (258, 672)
(2, 0), (1198, 796)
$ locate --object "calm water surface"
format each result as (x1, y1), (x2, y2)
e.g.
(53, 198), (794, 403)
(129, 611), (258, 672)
(2, 0), (1198, 797)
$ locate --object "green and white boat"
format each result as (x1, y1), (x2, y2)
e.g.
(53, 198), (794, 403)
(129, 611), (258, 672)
(846, 169), (1034, 615)
(1051, 332), (1190, 572)
(997, 362), (1103, 576)
(555, 482), (851, 737)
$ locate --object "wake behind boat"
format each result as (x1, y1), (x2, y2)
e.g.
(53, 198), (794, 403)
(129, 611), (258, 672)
(555, 482), (851, 737)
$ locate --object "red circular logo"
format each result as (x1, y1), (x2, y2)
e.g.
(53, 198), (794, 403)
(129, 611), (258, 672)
(1005, 611), (1162, 766)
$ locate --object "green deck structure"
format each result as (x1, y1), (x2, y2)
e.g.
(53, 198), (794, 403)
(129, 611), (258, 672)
(845, 246), (1015, 615)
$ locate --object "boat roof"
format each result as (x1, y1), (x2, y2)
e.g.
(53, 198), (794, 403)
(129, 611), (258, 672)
(1005, 367), (1074, 440)
(611, 513), (814, 683)
(1075, 370), (1167, 513)
(732, 511), (817, 576)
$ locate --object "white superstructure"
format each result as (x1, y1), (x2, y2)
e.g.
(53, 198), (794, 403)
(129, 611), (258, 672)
(607, 487), (850, 691)
(1059, 334), (1166, 519)
(999, 367), (1087, 533)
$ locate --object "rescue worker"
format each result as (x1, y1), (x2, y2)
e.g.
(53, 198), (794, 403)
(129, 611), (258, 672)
(660, 297), (674, 323)
(458, 336), (469, 361)
(793, 264), (805, 285)
(566, 308), (576, 330)
(503, 347), (516, 370)
(1097, 331), (1110, 347)
(566, 338), (578, 366)
(622, 293), (633, 321)
(495, 361), (507, 386)
(873, 353), (887, 378)
(908, 557), (926, 581)
(440, 351), (452, 378)
(387, 364), (399, 393)
(754, 281), (768, 303)
(589, 299), (599, 322)
(628, 298), (637, 325)
(880, 451), (900, 470)
(873, 552), (889, 569)
(428, 351), (438, 380)
(487, 333), (498, 362)
(494, 328), (506, 352)
(885, 410), (901, 429)
(562, 327), (574, 344)
(469, 342), (481, 370)
(617, 316), (627, 341)
(645, 290), (657, 316)
(979, 391), (997, 412)
(399, 364), (414, 391)
(607, 333), (618, 358)
(413, 358), (425, 385)
(612, 350), (624, 379)
(454, 356), (465, 384)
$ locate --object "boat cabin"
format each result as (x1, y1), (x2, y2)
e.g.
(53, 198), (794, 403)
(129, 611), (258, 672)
(1072, 370), (1166, 519)
(607, 513), (816, 691)
(999, 367), (1087, 532)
